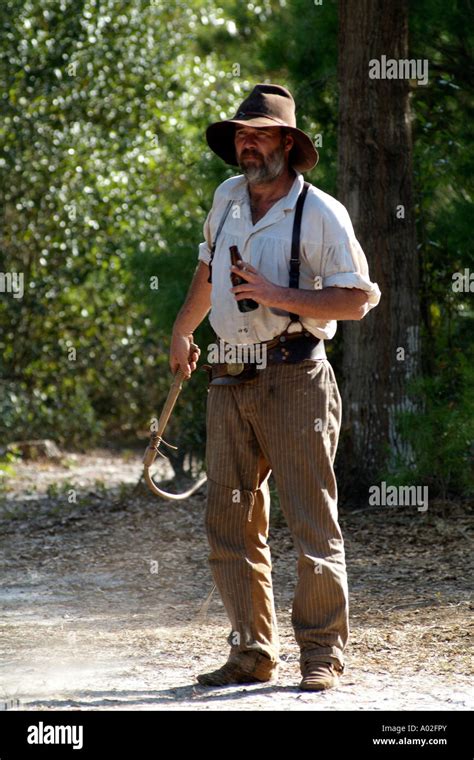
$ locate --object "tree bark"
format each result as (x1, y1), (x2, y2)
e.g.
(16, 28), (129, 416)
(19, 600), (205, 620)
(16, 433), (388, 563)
(337, 0), (420, 499)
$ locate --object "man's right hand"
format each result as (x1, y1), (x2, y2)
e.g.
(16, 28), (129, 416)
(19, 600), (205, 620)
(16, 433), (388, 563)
(169, 332), (201, 379)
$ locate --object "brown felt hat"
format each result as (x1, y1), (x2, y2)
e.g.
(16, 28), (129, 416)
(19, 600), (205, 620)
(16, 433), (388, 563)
(206, 83), (319, 173)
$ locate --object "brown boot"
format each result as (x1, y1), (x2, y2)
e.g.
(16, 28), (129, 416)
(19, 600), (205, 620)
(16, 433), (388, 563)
(197, 651), (278, 686)
(299, 659), (343, 692)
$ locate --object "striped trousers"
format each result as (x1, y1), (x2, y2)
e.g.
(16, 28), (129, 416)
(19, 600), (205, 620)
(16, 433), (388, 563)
(204, 358), (349, 671)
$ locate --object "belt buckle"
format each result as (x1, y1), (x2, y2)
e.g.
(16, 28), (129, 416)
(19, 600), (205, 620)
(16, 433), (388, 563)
(226, 362), (245, 376)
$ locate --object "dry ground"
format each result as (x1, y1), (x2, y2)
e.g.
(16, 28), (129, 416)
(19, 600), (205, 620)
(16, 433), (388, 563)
(0, 450), (472, 711)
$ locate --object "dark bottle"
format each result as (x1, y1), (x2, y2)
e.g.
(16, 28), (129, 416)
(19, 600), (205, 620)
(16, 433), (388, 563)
(229, 245), (259, 312)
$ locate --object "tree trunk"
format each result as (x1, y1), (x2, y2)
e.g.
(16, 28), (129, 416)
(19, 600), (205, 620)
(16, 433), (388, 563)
(337, 0), (420, 499)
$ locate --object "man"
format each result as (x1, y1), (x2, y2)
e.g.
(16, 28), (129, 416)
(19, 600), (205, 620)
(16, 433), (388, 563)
(170, 84), (381, 691)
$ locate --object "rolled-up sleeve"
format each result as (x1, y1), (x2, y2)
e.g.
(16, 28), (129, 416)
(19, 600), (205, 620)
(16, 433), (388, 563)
(322, 237), (381, 313)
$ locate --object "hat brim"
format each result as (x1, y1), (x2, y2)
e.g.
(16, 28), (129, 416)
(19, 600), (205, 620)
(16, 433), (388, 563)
(206, 117), (319, 173)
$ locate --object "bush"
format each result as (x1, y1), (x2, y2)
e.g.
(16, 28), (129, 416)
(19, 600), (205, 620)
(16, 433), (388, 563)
(381, 348), (474, 499)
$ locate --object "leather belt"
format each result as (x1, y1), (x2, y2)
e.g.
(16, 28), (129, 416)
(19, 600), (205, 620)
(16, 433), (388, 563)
(202, 331), (326, 385)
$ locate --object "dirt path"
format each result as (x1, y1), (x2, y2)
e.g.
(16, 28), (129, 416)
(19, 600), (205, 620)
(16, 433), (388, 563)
(0, 450), (472, 711)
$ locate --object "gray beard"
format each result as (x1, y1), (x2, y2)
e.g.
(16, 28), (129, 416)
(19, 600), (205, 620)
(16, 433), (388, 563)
(239, 146), (286, 185)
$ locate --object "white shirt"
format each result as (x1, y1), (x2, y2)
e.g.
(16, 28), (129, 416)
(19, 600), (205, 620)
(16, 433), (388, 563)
(198, 171), (381, 345)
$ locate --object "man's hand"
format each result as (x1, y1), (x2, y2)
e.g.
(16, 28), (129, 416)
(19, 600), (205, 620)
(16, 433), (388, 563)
(230, 261), (281, 307)
(169, 332), (201, 379)
(230, 260), (370, 320)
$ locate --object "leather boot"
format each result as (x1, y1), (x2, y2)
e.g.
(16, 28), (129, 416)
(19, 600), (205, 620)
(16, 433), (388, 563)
(197, 651), (278, 686)
(299, 657), (343, 691)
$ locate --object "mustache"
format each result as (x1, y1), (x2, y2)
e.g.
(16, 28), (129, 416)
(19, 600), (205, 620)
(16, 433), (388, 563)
(240, 149), (263, 159)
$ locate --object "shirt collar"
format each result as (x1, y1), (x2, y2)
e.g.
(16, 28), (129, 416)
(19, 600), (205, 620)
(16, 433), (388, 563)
(229, 170), (304, 209)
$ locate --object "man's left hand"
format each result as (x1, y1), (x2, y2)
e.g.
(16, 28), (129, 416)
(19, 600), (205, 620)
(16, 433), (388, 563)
(230, 261), (281, 308)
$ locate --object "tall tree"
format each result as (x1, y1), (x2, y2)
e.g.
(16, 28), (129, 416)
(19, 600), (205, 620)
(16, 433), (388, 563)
(337, 0), (420, 495)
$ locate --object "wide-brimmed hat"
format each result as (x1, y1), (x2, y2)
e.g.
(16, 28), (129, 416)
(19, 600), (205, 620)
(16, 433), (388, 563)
(206, 83), (319, 173)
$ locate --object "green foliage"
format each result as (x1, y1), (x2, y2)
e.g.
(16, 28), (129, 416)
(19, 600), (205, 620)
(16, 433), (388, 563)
(381, 348), (474, 498)
(0, 448), (20, 497)
(410, 0), (474, 375)
(257, 0), (339, 195)
(0, 0), (256, 460)
(0, 0), (472, 495)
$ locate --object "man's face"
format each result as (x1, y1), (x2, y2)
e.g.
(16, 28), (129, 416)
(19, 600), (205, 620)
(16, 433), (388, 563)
(234, 126), (293, 184)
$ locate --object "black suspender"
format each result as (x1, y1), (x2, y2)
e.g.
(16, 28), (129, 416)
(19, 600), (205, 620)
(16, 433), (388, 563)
(288, 181), (310, 322)
(206, 180), (310, 316)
